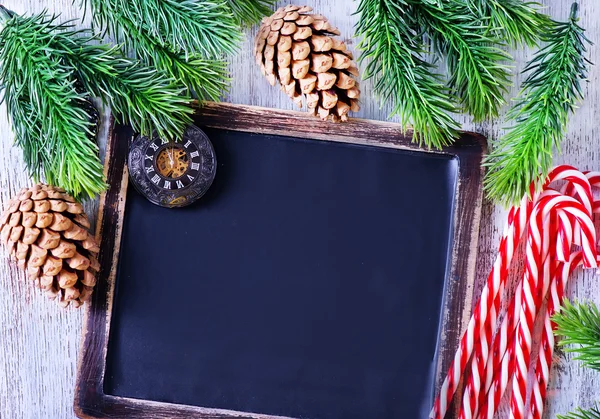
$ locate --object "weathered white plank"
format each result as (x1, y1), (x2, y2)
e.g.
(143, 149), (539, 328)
(0, 0), (598, 418)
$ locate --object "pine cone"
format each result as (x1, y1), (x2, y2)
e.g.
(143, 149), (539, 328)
(255, 5), (361, 122)
(0, 184), (99, 308)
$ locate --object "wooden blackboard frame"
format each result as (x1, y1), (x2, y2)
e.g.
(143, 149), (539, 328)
(74, 102), (486, 419)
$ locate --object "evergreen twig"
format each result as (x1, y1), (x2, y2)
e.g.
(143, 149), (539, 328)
(465, 0), (551, 46)
(83, 0), (241, 99)
(553, 299), (600, 371)
(412, 0), (512, 121)
(356, 0), (460, 149)
(225, 0), (276, 26)
(43, 30), (193, 142)
(483, 3), (591, 206)
(558, 405), (600, 419)
(553, 300), (600, 419)
(0, 9), (194, 198)
(0, 11), (104, 199)
(87, 0), (239, 57)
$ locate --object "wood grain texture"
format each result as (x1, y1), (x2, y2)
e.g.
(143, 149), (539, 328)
(0, 0), (598, 418)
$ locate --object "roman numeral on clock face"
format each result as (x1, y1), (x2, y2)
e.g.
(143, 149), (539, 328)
(191, 162), (200, 171)
(190, 151), (199, 158)
(145, 154), (153, 160)
(161, 138), (169, 145)
(187, 174), (195, 182)
(145, 166), (154, 174)
(149, 142), (159, 151)
(151, 174), (161, 185)
(163, 181), (171, 190)
(176, 180), (184, 189)
(184, 140), (192, 148)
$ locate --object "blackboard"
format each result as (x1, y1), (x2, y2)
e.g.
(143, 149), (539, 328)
(74, 103), (485, 419)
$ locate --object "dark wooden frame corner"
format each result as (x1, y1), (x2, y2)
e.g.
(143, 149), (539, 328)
(74, 102), (486, 419)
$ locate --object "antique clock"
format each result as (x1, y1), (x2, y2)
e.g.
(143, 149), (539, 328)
(128, 125), (217, 208)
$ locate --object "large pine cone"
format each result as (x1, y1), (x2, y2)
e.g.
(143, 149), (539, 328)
(255, 5), (360, 122)
(0, 185), (99, 308)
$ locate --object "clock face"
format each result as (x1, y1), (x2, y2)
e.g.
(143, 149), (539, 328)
(143, 139), (201, 190)
(128, 125), (217, 208)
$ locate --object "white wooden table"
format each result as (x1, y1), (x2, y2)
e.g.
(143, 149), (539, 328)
(0, 1), (598, 418)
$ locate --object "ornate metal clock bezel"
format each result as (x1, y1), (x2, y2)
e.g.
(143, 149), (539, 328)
(128, 125), (217, 208)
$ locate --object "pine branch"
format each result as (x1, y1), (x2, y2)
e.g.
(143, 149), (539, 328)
(483, 3), (591, 206)
(109, 15), (229, 101)
(465, 0), (551, 46)
(75, 56), (194, 142)
(553, 299), (600, 371)
(412, 0), (512, 121)
(15, 14), (193, 145)
(0, 11), (105, 199)
(558, 405), (600, 419)
(224, 0), (276, 26)
(84, 0), (233, 100)
(356, 0), (460, 149)
(86, 0), (240, 58)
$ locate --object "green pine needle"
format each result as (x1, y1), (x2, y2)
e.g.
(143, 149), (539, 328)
(466, 0), (551, 47)
(413, 0), (512, 121)
(225, 0), (276, 26)
(356, 0), (460, 149)
(84, 0), (236, 100)
(553, 299), (600, 371)
(553, 299), (600, 419)
(0, 11), (105, 199)
(44, 32), (193, 142)
(483, 3), (591, 206)
(87, 0), (240, 58)
(558, 405), (600, 419)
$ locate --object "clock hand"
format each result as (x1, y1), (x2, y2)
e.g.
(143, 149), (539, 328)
(168, 148), (175, 167)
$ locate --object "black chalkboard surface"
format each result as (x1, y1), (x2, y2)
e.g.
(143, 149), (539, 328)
(74, 103), (485, 419)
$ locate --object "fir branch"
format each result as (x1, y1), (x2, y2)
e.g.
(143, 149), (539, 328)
(224, 0), (276, 26)
(465, 0), (551, 46)
(84, 0), (232, 100)
(553, 299), (600, 371)
(412, 0), (512, 121)
(483, 3), (591, 206)
(74, 55), (194, 141)
(558, 405), (600, 419)
(0, 11), (105, 199)
(11, 13), (193, 145)
(86, 0), (240, 58)
(111, 16), (229, 100)
(356, 0), (460, 149)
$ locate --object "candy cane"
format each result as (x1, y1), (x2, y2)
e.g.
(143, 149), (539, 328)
(508, 195), (554, 418)
(529, 250), (583, 419)
(459, 190), (561, 419)
(509, 196), (597, 419)
(430, 196), (532, 419)
(479, 192), (594, 417)
(479, 197), (591, 418)
(529, 194), (599, 419)
(528, 172), (600, 418)
(431, 166), (594, 419)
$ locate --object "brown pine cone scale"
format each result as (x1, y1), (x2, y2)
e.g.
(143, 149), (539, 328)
(0, 184), (99, 308)
(255, 5), (360, 122)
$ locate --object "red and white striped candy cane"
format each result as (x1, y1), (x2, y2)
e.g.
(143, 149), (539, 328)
(530, 250), (583, 419)
(480, 172), (595, 418)
(529, 172), (600, 418)
(430, 195), (533, 419)
(509, 196), (597, 419)
(463, 190), (561, 419)
(477, 281), (522, 419)
(480, 196), (591, 419)
(431, 166), (593, 419)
